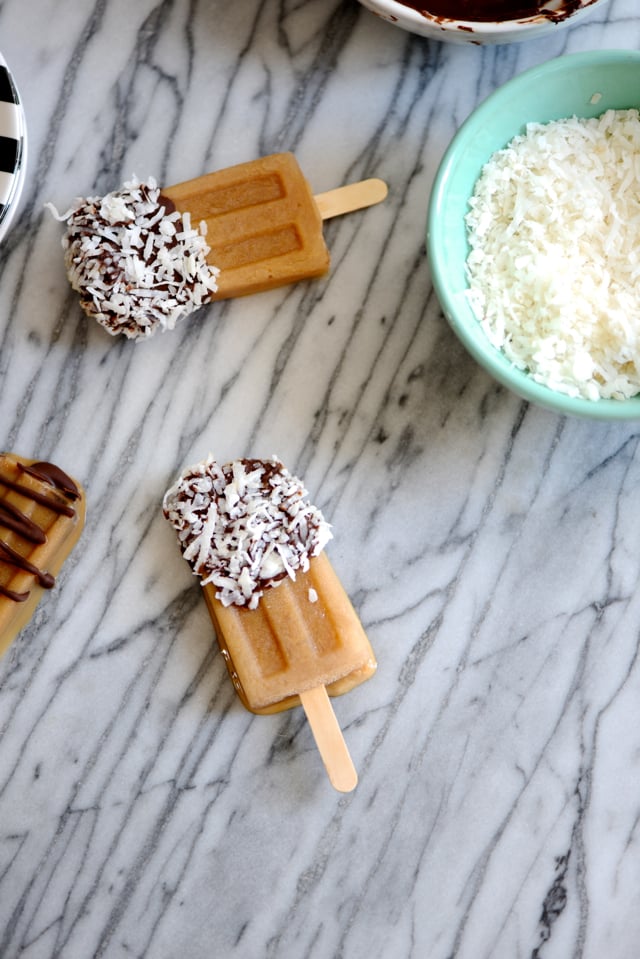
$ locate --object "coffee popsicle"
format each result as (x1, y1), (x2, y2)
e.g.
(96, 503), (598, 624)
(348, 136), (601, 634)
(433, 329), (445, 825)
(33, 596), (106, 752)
(51, 152), (387, 340)
(163, 455), (376, 791)
(0, 453), (86, 658)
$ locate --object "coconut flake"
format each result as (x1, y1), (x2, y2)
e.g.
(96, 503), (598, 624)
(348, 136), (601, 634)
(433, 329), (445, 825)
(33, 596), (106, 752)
(48, 176), (220, 341)
(465, 109), (640, 401)
(162, 455), (332, 609)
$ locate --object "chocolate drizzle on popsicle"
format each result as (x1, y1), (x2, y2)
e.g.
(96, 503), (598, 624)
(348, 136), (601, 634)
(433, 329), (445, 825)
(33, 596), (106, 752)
(0, 458), (81, 602)
(0, 500), (47, 543)
(23, 461), (80, 500)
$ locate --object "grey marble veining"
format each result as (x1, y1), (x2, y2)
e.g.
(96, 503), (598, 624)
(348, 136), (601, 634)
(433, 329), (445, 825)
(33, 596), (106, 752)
(1, 1), (640, 957)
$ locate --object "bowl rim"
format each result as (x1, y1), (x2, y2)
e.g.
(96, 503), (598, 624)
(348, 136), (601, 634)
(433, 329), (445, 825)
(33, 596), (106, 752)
(361, 0), (606, 36)
(426, 49), (640, 420)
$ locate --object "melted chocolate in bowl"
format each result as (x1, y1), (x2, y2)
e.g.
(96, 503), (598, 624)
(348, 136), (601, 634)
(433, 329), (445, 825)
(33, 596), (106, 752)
(397, 0), (582, 20)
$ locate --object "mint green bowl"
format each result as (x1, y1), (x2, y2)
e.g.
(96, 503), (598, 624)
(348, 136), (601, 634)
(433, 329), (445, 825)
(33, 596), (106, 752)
(427, 50), (640, 420)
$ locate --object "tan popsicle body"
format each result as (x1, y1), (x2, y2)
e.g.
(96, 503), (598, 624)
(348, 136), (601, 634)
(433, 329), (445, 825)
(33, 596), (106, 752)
(164, 152), (330, 300)
(204, 552), (376, 715)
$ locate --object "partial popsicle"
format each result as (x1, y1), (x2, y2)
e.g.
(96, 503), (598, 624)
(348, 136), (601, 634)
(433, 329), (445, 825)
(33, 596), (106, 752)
(163, 456), (376, 791)
(50, 153), (388, 340)
(0, 453), (86, 658)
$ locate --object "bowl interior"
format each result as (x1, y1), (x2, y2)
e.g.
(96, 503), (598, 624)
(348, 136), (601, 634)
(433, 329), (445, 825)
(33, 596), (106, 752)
(359, 0), (607, 44)
(427, 50), (640, 419)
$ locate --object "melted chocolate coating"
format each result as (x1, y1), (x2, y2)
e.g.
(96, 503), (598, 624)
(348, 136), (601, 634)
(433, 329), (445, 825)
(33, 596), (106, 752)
(397, 0), (582, 22)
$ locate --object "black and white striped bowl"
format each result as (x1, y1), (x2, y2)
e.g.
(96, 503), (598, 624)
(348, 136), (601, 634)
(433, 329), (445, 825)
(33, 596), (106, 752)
(0, 52), (26, 242)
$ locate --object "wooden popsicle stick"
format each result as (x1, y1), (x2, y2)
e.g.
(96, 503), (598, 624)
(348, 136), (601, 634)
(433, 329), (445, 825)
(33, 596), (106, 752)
(300, 685), (358, 793)
(313, 178), (388, 221)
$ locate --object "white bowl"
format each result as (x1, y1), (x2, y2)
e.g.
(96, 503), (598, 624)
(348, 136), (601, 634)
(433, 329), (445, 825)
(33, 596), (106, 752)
(357, 0), (609, 45)
(0, 52), (26, 242)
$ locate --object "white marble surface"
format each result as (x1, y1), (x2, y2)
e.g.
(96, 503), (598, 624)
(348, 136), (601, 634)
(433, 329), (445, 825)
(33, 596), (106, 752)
(1, 1), (639, 957)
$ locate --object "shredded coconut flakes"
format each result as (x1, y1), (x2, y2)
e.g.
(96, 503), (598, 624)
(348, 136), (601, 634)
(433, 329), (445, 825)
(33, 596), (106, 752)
(465, 109), (640, 401)
(48, 176), (219, 341)
(162, 455), (332, 609)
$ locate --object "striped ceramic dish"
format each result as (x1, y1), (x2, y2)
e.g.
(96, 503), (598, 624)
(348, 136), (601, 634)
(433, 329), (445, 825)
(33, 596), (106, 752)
(0, 52), (26, 241)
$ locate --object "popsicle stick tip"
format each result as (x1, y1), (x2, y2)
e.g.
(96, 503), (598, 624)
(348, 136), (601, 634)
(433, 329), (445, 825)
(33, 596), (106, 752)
(332, 766), (358, 794)
(300, 686), (358, 793)
(314, 178), (389, 220)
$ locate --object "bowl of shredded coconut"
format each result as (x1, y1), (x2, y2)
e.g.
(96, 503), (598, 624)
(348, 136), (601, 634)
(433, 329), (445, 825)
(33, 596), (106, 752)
(357, 0), (608, 45)
(427, 50), (640, 419)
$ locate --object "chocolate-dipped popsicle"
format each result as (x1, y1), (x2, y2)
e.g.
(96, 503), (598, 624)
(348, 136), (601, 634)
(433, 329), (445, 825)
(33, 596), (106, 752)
(49, 153), (387, 340)
(163, 455), (376, 792)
